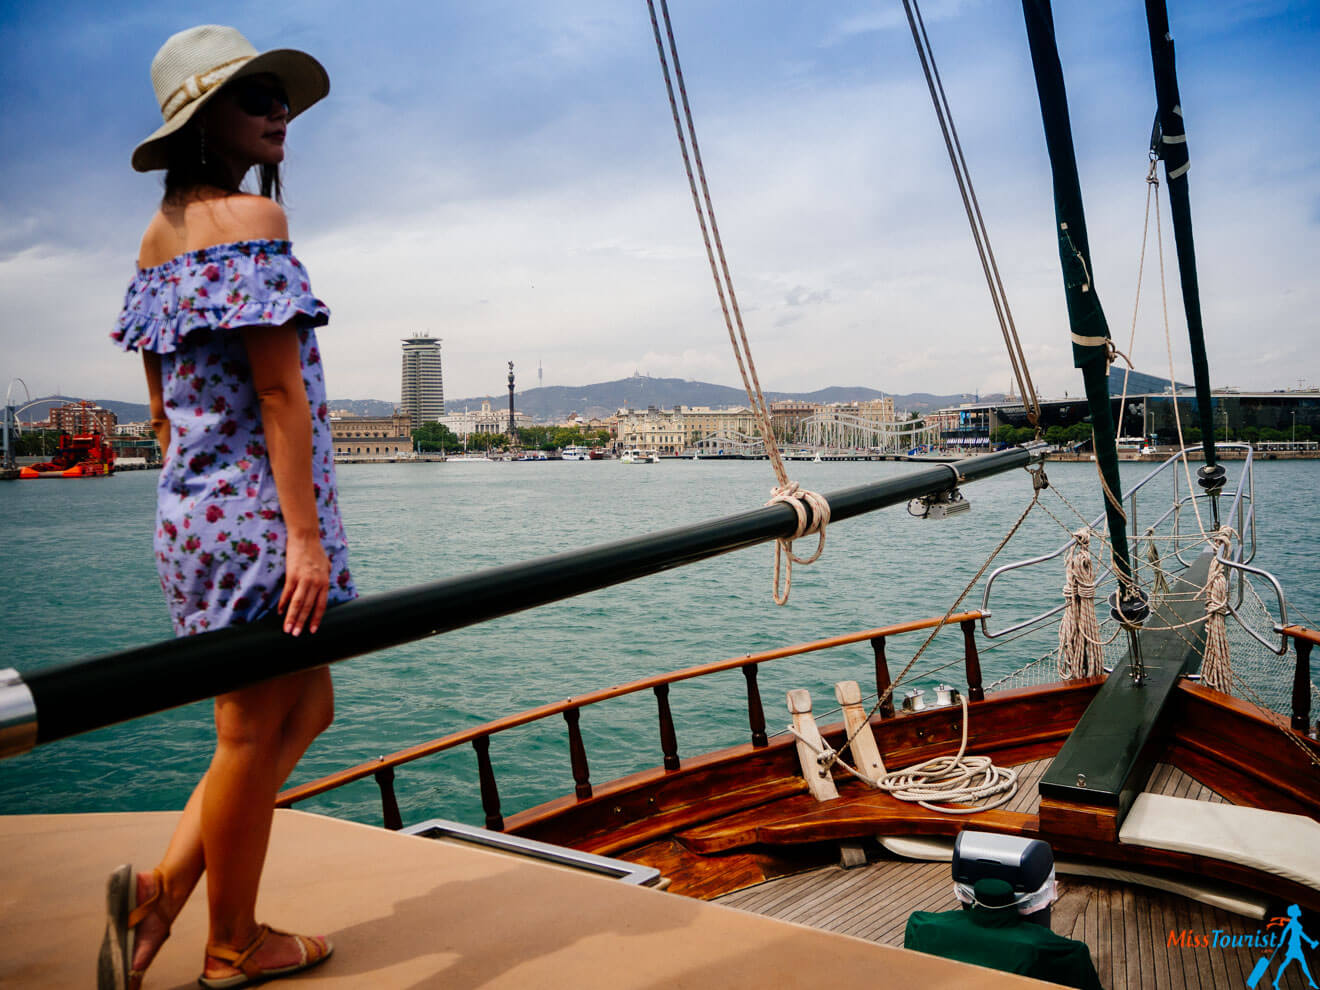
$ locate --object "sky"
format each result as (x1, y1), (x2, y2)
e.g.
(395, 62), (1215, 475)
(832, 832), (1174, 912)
(0, 0), (1316, 411)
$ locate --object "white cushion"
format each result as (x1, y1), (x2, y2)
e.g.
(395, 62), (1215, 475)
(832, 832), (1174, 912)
(1119, 793), (1320, 893)
(881, 832), (1271, 919)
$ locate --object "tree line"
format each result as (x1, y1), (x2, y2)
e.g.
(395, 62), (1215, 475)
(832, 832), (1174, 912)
(993, 422), (1313, 448)
(412, 423), (612, 453)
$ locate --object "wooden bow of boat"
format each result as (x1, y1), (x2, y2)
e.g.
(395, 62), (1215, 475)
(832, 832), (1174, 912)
(281, 609), (1320, 914)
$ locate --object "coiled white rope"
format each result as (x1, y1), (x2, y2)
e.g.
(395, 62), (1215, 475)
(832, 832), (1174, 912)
(1057, 528), (1104, 680)
(874, 696), (1018, 814)
(767, 482), (831, 605)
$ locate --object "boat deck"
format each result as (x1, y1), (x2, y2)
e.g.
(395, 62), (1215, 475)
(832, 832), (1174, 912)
(1, 809), (1050, 989)
(714, 760), (1310, 989)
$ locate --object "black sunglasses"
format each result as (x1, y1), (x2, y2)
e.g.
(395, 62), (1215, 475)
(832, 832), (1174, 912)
(228, 79), (290, 117)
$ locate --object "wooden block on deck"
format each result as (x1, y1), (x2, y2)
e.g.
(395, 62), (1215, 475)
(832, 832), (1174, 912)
(834, 680), (886, 781)
(787, 688), (839, 802)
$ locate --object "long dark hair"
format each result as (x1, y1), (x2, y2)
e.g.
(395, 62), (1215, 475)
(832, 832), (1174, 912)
(161, 121), (283, 204)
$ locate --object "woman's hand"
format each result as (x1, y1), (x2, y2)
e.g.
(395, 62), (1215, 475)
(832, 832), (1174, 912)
(279, 531), (331, 636)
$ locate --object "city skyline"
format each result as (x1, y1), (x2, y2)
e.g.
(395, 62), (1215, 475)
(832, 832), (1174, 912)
(1, 2), (1316, 405)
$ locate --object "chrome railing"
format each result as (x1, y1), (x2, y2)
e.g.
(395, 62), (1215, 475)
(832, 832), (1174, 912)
(980, 444), (1283, 649)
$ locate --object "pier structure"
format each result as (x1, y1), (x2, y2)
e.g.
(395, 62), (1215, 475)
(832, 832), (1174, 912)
(793, 411), (939, 455)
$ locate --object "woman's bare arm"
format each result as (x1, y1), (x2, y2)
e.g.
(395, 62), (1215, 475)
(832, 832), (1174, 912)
(241, 323), (329, 636)
(143, 352), (170, 457)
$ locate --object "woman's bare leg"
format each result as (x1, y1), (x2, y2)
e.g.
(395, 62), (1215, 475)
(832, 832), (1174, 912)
(131, 667), (334, 975)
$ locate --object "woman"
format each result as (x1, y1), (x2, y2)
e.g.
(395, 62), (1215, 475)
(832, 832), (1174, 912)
(100, 25), (356, 989)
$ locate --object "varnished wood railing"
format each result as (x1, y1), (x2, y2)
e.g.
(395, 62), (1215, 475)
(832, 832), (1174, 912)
(276, 611), (986, 830)
(1282, 626), (1318, 734)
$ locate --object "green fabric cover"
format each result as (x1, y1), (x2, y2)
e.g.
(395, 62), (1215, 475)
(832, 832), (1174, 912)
(904, 904), (1102, 990)
(1021, 0), (1134, 585)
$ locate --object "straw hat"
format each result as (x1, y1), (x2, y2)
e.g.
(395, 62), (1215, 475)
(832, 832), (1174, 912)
(132, 24), (329, 172)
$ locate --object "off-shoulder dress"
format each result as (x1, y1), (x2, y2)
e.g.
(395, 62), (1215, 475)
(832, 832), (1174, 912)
(113, 239), (357, 636)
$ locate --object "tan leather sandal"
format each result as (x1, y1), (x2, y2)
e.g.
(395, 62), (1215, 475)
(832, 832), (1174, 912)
(97, 864), (171, 990)
(198, 923), (333, 988)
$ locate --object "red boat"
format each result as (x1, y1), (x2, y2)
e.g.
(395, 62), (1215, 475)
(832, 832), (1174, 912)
(20, 432), (116, 479)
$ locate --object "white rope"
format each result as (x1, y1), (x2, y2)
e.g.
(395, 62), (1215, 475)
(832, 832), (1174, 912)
(645, 0), (827, 605)
(1200, 527), (1234, 692)
(784, 726), (875, 789)
(1057, 529), (1104, 679)
(875, 696), (1018, 814)
(767, 483), (831, 605)
(1145, 528), (1171, 597)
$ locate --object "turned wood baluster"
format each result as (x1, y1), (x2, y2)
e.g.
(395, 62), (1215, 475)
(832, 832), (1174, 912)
(472, 735), (504, 831)
(654, 684), (680, 770)
(563, 707), (593, 799)
(871, 635), (894, 719)
(1292, 636), (1313, 734)
(373, 764), (403, 831)
(742, 663), (768, 747)
(962, 618), (985, 702)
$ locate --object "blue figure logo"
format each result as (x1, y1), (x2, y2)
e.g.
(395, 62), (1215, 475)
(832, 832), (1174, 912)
(1249, 904), (1318, 989)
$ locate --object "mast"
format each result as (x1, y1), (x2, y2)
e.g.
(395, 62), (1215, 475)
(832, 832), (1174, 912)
(1144, 0), (1225, 516)
(1020, 1), (1139, 606)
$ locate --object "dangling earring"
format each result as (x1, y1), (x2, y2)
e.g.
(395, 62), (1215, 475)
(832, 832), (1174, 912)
(199, 126), (207, 165)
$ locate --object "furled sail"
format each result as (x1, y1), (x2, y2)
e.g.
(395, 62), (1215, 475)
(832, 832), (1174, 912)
(1020, 0), (1137, 597)
(1145, 0), (1224, 507)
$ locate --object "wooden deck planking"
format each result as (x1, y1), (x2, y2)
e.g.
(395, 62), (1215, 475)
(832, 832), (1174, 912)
(719, 861), (1308, 988)
(710, 754), (1316, 987)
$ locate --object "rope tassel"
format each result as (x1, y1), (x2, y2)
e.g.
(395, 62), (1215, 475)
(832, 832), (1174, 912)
(1058, 528), (1104, 679)
(1200, 528), (1234, 693)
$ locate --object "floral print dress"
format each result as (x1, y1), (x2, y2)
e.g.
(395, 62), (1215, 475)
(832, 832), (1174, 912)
(113, 239), (357, 636)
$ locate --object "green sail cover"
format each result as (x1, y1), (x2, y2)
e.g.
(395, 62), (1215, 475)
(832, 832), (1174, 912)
(1021, 0), (1134, 587)
(1145, 0), (1219, 470)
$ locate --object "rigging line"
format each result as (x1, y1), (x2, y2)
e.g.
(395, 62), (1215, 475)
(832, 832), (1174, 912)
(822, 465), (1046, 771)
(1153, 176), (1209, 540)
(1115, 160), (1160, 441)
(645, 0), (828, 604)
(901, 0), (1042, 428)
(646, 0), (780, 479)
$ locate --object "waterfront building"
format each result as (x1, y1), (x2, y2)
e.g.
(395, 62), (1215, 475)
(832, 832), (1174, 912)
(115, 421), (154, 438)
(401, 335), (445, 425)
(615, 406), (686, 454)
(676, 406), (760, 447)
(49, 400), (116, 436)
(613, 405), (761, 454)
(931, 387), (1320, 449)
(769, 399), (819, 441)
(440, 400), (530, 439)
(331, 412), (413, 459)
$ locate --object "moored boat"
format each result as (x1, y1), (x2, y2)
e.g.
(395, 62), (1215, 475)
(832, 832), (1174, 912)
(19, 432), (115, 479)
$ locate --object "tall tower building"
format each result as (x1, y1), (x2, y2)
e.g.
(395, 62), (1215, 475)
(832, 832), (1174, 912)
(401, 334), (444, 424)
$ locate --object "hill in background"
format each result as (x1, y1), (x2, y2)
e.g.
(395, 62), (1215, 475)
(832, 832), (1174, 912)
(17, 369), (1190, 428)
(443, 375), (981, 422)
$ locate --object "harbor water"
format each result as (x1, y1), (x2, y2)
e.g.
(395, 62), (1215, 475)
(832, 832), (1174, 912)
(2, 457), (1317, 828)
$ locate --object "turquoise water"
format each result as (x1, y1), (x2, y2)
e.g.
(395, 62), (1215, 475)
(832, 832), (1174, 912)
(2, 457), (1317, 827)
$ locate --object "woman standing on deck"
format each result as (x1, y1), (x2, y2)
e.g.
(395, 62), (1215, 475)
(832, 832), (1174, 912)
(100, 25), (356, 989)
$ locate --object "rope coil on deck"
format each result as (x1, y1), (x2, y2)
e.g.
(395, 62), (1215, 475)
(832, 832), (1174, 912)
(875, 697), (1018, 814)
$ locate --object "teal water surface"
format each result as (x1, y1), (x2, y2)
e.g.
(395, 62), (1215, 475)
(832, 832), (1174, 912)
(2, 457), (1317, 827)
